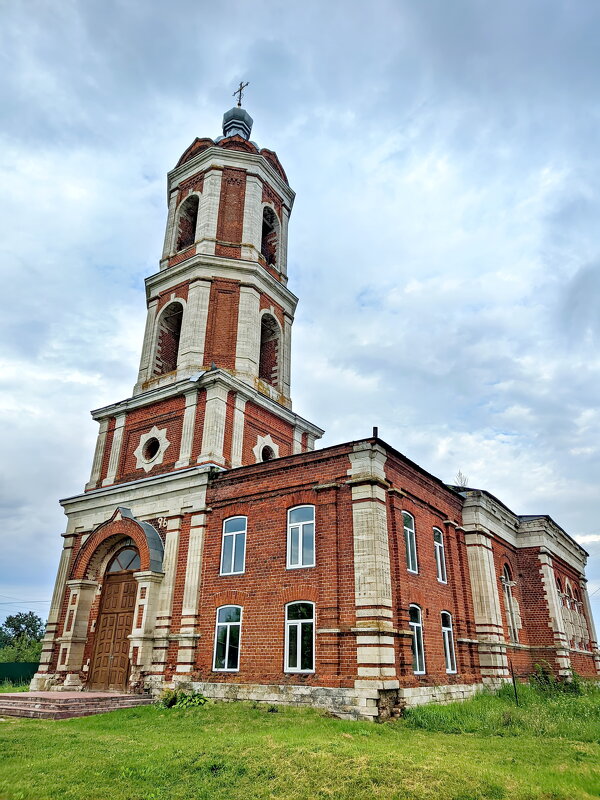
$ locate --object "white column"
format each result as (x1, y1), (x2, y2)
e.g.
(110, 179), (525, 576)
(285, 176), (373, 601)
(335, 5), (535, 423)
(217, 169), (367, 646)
(175, 391), (198, 468)
(198, 383), (229, 464)
(31, 536), (75, 688)
(129, 571), (164, 679)
(241, 175), (262, 261)
(234, 286), (260, 377)
(282, 314), (293, 401)
(176, 507), (208, 673)
(178, 279), (211, 373)
(161, 190), (179, 262)
(231, 395), (247, 467)
(538, 552), (571, 675)
(102, 413), (126, 486)
(151, 518), (181, 672)
(465, 531), (509, 681)
(134, 298), (159, 394)
(85, 419), (109, 490)
(58, 579), (98, 687)
(348, 443), (396, 686)
(279, 206), (290, 277)
(291, 426), (302, 454)
(197, 169), (222, 255)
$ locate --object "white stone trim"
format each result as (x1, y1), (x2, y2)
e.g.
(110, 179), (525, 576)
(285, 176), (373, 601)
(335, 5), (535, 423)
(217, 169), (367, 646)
(102, 413), (126, 486)
(199, 383), (229, 464)
(231, 395), (246, 468)
(175, 392), (198, 468)
(252, 433), (279, 463)
(134, 425), (171, 473)
(86, 419), (109, 490)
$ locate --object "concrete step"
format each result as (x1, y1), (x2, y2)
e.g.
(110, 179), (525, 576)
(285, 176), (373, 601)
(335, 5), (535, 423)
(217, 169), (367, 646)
(0, 692), (153, 720)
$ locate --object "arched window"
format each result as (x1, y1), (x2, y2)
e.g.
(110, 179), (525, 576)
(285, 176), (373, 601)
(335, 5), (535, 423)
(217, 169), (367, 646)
(285, 602), (314, 672)
(213, 605), (242, 671)
(259, 313), (280, 387)
(565, 581), (574, 610)
(441, 611), (457, 674)
(220, 517), (247, 576)
(153, 302), (183, 376)
(402, 512), (418, 574)
(287, 506), (315, 569)
(501, 565), (519, 642)
(409, 605), (425, 674)
(176, 195), (199, 251)
(433, 528), (447, 583)
(260, 206), (279, 267)
(106, 547), (140, 573)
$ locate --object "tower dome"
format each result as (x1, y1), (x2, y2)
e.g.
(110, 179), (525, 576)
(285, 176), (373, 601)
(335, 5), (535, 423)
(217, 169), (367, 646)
(222, 106), (253, 140)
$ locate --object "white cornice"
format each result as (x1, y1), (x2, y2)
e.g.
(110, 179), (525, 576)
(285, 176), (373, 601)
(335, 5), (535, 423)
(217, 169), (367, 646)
(146, 254), (298, 313)
(90, 368), (324, 439)
(168, 146), (295, 209)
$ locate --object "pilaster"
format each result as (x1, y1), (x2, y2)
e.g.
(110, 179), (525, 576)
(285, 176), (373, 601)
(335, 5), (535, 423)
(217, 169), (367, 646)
(56, 579), (99, 687)
(175, 390), (198, 468)
(177, 279), (211, 373)
(198, 383), (229, 465)
(196, 169), (222, 255)
(102, 412), (126, 486)
(231, 395), (247, 468)
(134, 298), (159, 394)
(176, 500), (209, 673)
(241, 175), (262, 260)
(538, 552), (571, 675)
(85, 419), (109, 490)
(151, 517), (181, 672)
(234, 286), (261, 378)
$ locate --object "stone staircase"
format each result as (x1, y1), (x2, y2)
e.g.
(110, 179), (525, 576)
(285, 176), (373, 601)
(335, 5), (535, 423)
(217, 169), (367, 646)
(0, 691), (153, 720)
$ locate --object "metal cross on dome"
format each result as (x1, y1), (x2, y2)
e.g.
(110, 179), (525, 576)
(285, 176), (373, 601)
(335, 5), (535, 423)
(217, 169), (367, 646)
(233, 81), (249, 107)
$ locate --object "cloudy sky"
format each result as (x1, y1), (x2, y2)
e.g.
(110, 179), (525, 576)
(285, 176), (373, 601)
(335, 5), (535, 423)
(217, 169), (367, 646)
(1, 0), (600, 630)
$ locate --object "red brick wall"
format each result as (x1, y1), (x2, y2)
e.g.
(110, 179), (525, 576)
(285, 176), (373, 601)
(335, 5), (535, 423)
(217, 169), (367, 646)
(115, 396), (186, 484)
(203, 279), (240, 370)
(242, 402), (294, 464)
(215, 167), (246, 258)
(384, 453), (479, 688)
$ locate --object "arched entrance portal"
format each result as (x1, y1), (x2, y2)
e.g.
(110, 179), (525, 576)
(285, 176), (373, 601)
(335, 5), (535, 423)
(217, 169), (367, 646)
(89, 546), (140, 690)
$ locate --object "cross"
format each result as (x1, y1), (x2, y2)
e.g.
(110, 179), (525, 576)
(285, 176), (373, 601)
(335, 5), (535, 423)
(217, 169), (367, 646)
(233, 81), (249, 107)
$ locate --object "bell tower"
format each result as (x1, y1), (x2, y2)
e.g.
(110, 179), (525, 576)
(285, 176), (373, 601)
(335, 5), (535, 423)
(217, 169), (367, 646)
(85, 105), (323, 489)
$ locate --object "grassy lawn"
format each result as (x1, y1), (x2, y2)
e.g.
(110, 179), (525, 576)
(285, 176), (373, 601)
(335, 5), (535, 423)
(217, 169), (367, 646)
(0, 681), (29, 693)
(0, 686), (599, 800)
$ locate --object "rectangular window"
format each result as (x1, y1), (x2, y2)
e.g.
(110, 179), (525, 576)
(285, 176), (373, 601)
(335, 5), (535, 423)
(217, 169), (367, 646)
(403, 512), (418, 573)
(285, 602), (315, 672)
(433, 528), (447, 583)
(287, 506), (315, 569)
(409, 605), (425, 674)
(220, 516), (246, 575)
(213, 605), (242, 671)
(441, 612), (457, 673)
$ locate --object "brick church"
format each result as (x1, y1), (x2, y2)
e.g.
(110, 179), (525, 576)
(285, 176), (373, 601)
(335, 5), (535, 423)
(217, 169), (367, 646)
(31, 102), (600, 719)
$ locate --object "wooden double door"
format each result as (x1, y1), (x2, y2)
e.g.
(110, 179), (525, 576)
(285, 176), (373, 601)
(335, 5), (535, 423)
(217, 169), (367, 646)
(89, 572), (136, 690)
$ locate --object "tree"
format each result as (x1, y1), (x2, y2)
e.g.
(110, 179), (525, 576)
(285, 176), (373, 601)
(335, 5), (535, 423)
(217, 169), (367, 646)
(0, 612), (45, 645)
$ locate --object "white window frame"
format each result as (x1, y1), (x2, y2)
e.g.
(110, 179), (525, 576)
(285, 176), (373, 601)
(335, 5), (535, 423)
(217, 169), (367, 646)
(220, 516), (247, 576)
(286, 505), (315, 570)
(441, 611), (457, 674)
(403, 512), (418, 574)
(409, 604), (426, 675)
(433, 528), (447, 583)
(284, 601), (315, 673)
(501, 565), (519, 643)
(212, 605), (242, 672)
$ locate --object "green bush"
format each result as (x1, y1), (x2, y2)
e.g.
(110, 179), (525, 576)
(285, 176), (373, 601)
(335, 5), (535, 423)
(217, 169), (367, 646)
(0, 636), (42, 663)
(156, 688), (207, 709)
(529, 661), (583, 696)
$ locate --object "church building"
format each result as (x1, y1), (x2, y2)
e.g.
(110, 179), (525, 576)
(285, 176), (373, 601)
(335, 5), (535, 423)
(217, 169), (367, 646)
(31, 102), (600, 719)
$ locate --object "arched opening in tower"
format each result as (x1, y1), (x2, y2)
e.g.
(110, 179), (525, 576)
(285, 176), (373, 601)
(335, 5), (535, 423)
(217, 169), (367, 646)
(176, 195), (199, 251)
(153, 302), (183, 376)
(260, 207), (278, 267)
(259, 313), (280, 388)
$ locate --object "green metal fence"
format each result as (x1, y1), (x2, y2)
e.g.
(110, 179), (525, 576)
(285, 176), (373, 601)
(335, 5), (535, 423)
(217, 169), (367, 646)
(0, 662), (38, 684)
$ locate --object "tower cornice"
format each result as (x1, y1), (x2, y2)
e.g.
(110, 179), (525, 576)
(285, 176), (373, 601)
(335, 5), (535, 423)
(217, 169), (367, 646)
(167, 145), (295, 210)
(147, 253), (299, 313)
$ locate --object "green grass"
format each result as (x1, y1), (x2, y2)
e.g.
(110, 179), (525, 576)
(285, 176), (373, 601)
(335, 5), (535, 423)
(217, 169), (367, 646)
(0, 688), (599, 800)
(0, 680), (28, 693)
(404, 682), (600, 742)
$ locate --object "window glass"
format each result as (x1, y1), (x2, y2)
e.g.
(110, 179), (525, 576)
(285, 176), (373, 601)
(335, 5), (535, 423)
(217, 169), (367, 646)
(433, 528), (447, 583)
(286, 602), (315, 672)
(502, 565), (519, 642)
(213, 605), (242, 671)
(107, 548), (140, 573)
(403, 512), (418, 573)
(409, 604), (425, 674)
(441, 611), (457, 673)
(221, 517), (247, 575)
(287, 506), (315, 569)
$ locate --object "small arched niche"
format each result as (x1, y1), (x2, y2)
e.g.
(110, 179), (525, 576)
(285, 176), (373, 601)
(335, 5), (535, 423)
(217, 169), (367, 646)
(259, 313), (280, 387)
(260, 206), (279, 268)
(176, 195), (199, 251)
(153, 301), (184, 376)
